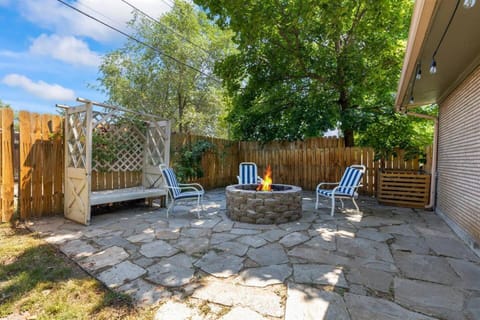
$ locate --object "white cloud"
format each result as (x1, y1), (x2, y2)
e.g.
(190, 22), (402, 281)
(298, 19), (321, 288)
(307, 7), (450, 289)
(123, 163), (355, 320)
(19, 0), (171, 43)
(29, 34), (101, 67)
(2, 74), (75, 101)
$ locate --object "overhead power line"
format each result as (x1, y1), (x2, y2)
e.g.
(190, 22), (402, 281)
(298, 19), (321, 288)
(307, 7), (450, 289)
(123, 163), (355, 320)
(120, 0), (212, 56)
(56, 0), (220, 83)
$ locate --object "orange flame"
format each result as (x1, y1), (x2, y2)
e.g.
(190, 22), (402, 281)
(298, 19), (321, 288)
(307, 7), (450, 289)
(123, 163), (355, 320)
(257, 165), (272, 191)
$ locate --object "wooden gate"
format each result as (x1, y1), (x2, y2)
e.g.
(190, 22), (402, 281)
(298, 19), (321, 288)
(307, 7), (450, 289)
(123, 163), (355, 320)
(64, 104), (91, 225)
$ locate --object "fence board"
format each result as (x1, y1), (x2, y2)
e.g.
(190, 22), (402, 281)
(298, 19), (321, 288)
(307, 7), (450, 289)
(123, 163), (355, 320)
(1, 108), (14, 222)
(42, 114), (53, 215)
(19, 111), (32, 219)
(52, 116), (63, 214)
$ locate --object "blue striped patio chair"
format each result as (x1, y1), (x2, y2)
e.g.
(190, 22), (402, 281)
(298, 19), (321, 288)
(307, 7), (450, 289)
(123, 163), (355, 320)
(237, 162), (263, 184)
(315, 165), (365, 216)
(161, 167), (204, 218)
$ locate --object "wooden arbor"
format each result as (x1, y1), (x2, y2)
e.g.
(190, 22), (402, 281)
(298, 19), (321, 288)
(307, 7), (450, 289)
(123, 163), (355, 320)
(62, 98), (170, 225)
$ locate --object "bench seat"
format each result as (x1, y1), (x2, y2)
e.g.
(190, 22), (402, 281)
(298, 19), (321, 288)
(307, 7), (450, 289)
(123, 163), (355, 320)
(91, 186), (167, 206)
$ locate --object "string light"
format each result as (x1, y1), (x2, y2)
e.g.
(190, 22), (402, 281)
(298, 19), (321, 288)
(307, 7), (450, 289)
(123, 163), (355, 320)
(416, 63), (422, 79)
(463, 0), (476, 9)
(429, 59), (437, 74)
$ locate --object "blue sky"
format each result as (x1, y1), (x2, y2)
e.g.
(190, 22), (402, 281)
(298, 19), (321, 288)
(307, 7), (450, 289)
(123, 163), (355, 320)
(0, 0), (171, 114)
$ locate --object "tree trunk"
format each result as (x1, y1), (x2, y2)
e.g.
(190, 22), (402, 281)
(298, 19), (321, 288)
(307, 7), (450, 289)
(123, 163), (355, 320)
(343, 129), (354, 147)
(178, 92), (184, 133)
(338, 86), (355, 147)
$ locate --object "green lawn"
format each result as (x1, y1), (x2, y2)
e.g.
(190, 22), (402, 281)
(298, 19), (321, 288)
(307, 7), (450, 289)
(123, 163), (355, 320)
(0, 223), (155, 320)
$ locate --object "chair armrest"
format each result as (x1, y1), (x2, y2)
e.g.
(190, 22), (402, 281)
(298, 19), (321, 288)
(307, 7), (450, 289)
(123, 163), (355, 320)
(178, 183), (204, 192)
(331, 184), (363, 195)
(316, 182), (339, 190)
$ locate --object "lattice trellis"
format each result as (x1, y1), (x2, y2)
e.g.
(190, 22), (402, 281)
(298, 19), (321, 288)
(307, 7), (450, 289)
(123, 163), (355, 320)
(145, 121), (169, 167)
(66, 111), (88, 169)
(63, 98), (171, 225)
(91, 109), (146, 172)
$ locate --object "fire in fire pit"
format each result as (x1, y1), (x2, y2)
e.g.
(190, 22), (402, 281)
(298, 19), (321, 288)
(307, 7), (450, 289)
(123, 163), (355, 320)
(257, 165), (272, 191)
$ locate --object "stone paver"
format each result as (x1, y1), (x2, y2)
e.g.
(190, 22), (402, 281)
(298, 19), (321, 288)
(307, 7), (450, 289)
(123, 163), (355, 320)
(293, 264), (348, 288)
(139, 240), (179, 258)
(390, 234), (430, 254)
(344, 293), (436, 320)
(154, 301), (199, 320)
(97, 260), (146, 288)
(79, 246), (129, 272)
(247, 243), (289, 266)
(237, 264), (292, 287)
(237, 235), (267, 248)
(447, 258), (480, 291)
(194, 251), (244, 278)
(285, 283), (350, 320)
(220, 307), (267, 320)
(192, 280), (283, 317)
(59, 239), (97, 259)
(279, 232), (310, 247)
(394, 277), (465, 320)
(146, 253), (195, 287)
(26, 189), (480, 320)
(212, 241), (249, 256)
(118, 278), (171, 306)
(394, 251), (459, 285)
(345, 266), (393, 293)
(425, 236), (480, 262)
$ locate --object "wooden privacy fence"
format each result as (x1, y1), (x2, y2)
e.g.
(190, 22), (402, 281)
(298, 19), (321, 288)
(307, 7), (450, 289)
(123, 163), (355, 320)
(0, 108), (14, 222)
(0, 110), (433, 221)
(171, 133), (239, 189)
(18, 112), (64, 220)
(238, 140), (432, 195)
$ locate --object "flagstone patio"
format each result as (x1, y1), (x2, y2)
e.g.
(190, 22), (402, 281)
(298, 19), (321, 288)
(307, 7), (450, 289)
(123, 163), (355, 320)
(27, 189), (480, 320)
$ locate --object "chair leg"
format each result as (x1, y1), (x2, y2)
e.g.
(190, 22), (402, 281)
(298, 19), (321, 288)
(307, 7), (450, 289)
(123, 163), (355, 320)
(330, 195), (336, 216)
(340, 199), (345, 209)
(196, 195), (202, 219)
(315, 192), (319, 209)
(352, 197), (360, 213)
(166, 198), (175, 218)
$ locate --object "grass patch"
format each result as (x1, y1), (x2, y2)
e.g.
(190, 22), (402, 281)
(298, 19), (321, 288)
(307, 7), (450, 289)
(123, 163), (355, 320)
(0, 223), (155, 320)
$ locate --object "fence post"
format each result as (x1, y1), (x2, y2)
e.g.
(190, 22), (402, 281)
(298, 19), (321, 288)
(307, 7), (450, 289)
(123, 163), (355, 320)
(1, 108), (14, 222)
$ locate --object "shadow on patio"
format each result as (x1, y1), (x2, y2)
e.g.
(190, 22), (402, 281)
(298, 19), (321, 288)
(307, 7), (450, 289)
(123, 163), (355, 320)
(26, 189), (480, 320)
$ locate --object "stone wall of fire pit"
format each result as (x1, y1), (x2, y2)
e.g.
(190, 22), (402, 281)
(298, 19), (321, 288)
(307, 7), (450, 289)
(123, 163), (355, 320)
(225, 184), (302, 224)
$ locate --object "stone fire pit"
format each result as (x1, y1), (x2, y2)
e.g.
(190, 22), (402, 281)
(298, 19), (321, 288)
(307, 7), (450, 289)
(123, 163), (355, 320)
(225, 184), (302, 224)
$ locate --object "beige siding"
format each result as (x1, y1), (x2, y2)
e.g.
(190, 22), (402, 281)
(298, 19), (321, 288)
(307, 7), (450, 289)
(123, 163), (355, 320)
(437, 66), (480, 244)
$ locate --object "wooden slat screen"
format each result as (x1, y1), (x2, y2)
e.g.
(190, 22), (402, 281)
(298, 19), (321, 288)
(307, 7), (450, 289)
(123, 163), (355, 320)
(377, 170), (431, 208)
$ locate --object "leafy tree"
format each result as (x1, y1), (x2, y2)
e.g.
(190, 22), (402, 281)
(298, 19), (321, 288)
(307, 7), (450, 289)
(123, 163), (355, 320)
(193, 0), (412, 145)
(96, 0), (236, 137)
(356, 105), (436, 168)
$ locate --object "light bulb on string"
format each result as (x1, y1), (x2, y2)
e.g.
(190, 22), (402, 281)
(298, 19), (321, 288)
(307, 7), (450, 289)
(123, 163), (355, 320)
(463, 0), (476, 9)
(429, 59), (437, 74)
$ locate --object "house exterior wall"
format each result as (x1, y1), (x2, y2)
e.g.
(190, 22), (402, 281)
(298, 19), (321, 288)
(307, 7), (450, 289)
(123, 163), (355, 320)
(436, 65), (480, 253)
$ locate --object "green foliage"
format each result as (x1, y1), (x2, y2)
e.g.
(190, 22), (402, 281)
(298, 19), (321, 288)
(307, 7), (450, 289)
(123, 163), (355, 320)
(174, 140), (215, 181)
(356, 105), (436, 167)
(91, 118), (147, 172)
(194, 0), (413, 144)
(95, 0), (236, 138)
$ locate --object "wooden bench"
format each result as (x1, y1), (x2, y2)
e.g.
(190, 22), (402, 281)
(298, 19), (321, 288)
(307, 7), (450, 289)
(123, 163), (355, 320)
(91, 186), (167, 206)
